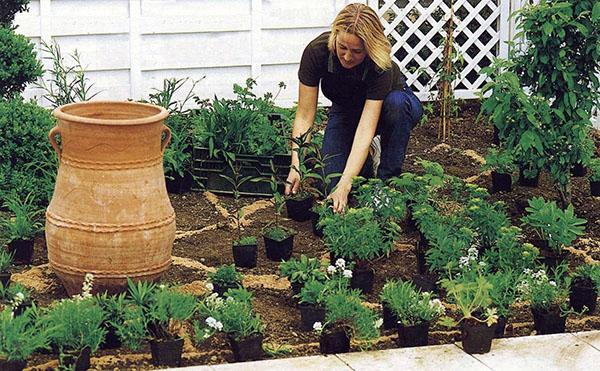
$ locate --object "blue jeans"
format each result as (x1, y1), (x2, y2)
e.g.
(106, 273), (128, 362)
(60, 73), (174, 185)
(322, 87), (423, 192)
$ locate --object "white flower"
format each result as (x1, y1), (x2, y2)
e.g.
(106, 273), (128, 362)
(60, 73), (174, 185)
(459, 256), (470, 268)
(205, 282), (214, 292)
(205, 316), (223, 331)
(15, 292), (24, 301)
(159, 284), (166, 290)
(478, 261), (487, 267)
(327, 265), (336, 274)
(342, 269), (353, 278)
(335, 258), (346, 269)
(374, 318), (383, 328)
(549, 281), (557, 287)
(313, 322), (323, 331)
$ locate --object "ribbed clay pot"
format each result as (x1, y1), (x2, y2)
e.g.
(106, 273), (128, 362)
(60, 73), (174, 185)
(46, 101), (175, 295)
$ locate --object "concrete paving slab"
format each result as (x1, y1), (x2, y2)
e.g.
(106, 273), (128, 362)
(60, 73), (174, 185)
(466, 333), (600, 370)
(573, 330), (600, 351)
(336, 344), (490, 371)
(176, 354), (351, 371)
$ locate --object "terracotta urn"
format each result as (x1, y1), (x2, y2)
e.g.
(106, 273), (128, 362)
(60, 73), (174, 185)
(46, 101), (175, 295)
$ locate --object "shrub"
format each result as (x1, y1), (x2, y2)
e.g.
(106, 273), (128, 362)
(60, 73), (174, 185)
(0, 27), (43, 99)
(0, 0), (29, 28)
(0, 98), (56, 206)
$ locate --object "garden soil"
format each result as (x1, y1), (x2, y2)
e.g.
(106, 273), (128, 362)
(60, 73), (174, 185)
(12, 101), (600, 370)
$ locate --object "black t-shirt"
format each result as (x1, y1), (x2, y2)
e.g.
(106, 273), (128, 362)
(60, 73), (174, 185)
(298, 32), (405, 108)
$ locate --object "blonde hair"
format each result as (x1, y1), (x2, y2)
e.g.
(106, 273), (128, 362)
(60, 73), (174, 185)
(328, 3), (392, 71)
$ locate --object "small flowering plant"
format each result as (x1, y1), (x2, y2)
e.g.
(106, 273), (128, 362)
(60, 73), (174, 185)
(379, 280), (445, 326)
(295, 259), (353, 306)
(318, 290), (381, 344)
(195, 288), (264, 342)
(517, 265), (570, 312)
(145, 285), (198, 340)
(0, 282), (32, 314)
(353, 177), (406, 229)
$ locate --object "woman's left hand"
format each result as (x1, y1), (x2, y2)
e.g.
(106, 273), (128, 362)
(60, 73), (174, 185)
(327, 180), (352, 213)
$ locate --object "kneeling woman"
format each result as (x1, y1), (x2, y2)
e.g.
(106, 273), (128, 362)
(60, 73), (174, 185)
(284, 3), (423, 213)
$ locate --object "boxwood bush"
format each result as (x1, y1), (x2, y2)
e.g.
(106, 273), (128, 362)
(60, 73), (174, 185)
(0, 98), (57, 205)
(0, 26), (43, 99)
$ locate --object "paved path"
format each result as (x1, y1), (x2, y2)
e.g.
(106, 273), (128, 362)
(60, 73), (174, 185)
(174, 330), (600, 371)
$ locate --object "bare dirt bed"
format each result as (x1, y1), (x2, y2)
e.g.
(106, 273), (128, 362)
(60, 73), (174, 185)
(15, 101), (600, 370)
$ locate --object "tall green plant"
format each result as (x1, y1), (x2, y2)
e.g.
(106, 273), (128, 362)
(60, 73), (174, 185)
(35, 41), (100, 107)
(0, 26), (42, 99)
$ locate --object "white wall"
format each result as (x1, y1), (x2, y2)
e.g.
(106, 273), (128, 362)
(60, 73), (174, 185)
(16, 0), (361, 107)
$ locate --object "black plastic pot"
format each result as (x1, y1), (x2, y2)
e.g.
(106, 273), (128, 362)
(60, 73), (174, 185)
(100, 323), (122, 350)
(491, 171), (512, 193)
(150, 337), (184, 367)
(534, 243), (565, 269)
(531, 305), (567, 335)
(264, 234), (294, 261)
(298, 303), (326, 331)
(232, 242), (258, 268)
(228, 333), (264, 362)
(461, 319), (496, 354)
(591, 180), (600, 196)
(382, 303), (399, 330)
(290, 281), (303, 297)
(415, 243), (428, 275)
(350, 266), (375, 294)
(213, 282), (239, 297)
(494, 316), (507, 338)
(518, 169), (539, 187)
(0, 272), (10, 287)
(0, 359), (26, 371)
(165, 172), (194, 194)
(12, 301), (32, 317)
(8, 239), (34, 265)
(285, 194), (314, 222)
(411, 274), (439, 295)
(571, 163), (587, 177)
(570, 277), (598, 314)
(319, 327), (350, 354)
(397, 321), (430, 347)
(492, 125), (500, 145)
(310, 210), (324, 237)
(61, 346), (91, 371)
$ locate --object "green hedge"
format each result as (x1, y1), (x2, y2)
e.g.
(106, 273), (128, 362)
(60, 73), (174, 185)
(0, 98), (57, 206)
(0, 26), (43, 99)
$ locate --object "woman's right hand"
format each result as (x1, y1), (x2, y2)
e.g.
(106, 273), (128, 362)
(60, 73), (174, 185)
(284, 170), (301, 196)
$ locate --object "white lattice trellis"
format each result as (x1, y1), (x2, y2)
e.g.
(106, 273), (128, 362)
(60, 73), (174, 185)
(368, 0), (511, 100)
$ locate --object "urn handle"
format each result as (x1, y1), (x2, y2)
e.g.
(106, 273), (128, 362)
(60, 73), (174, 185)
(48, 126), (62, 161)
(160, 125), (171, 154)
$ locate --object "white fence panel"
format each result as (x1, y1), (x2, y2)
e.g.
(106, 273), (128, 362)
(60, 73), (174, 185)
(16, 0), (361, 107)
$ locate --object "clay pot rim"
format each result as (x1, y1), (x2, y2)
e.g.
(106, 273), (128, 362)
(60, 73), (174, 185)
(53, 101), (168, 126)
